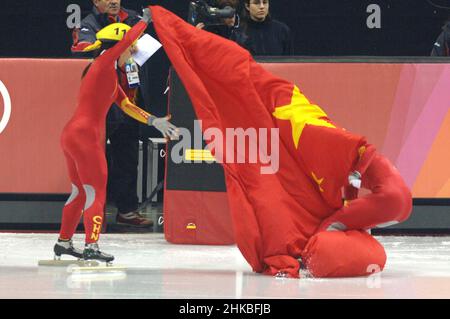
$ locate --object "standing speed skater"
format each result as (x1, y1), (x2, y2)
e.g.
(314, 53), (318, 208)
(54, 8), (178, 264)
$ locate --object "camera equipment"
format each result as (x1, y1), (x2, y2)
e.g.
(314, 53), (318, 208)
(188, 0), (236, 26)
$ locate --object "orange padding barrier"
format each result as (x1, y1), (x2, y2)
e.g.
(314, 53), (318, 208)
(0, 58), (449, 197)
(0, 59), (89, 193)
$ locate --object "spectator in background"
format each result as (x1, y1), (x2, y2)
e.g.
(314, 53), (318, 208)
(196, 0), (252, 52)
(431, 20), (450, 56)
(241, 0), (293, 56)
(72, 0), (153, 228)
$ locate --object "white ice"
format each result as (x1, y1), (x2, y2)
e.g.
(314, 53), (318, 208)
(1, 233), (450, 299)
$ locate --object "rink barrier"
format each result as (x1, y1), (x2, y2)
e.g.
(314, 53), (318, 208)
(0, 57), (449, 233)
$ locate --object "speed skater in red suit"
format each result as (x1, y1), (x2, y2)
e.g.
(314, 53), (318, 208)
(248, 61), (413, 278)
(54, 8), (179, 263)
(146, 6), (413, 278)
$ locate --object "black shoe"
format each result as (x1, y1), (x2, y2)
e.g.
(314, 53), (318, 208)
(116, 212), (153, 228)
(53, 239), (83, 259)
(83, 243), (114, 263)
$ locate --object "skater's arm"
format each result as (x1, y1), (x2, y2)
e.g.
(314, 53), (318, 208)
(344, 185), (359, 201)
(346, 144), (376, 195)
(101, 20), (147, 63)
(116, 87), (179, 139)
(104, 8), (152, 62)
(116, 85), (151, 124)
(354, 144), (376, 176)
(116, 78), (180, 139)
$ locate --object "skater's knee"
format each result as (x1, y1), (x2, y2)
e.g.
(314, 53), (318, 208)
(64, 183), (87, 206)
(82, 184), (97, 211)
(62, 130), (85, 149)
(65, 184), (80, 206)
(301, 231), (386, 278)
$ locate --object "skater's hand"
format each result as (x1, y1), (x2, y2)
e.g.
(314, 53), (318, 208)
(348, 171), (362, 189)
(148, 115), (179, 140)
(142, 7), (152, 24)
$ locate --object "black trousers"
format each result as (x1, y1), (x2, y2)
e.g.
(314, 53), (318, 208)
(106, 119), (140, 215)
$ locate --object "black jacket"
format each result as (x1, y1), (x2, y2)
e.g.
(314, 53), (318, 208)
(243, 17), (293, 56)
(431, 21), (450, 56)
(204, 15), (253, 53)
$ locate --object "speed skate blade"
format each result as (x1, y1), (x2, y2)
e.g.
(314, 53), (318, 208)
(38, 260), (99, 267)
(68, 265), (127, 273)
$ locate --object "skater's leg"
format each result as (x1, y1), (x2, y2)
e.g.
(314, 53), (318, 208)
(75, 146), (114, 262)
(74, 147), (108, 244)
(59, 151), (86, 240)
(55, 151), (86, 259)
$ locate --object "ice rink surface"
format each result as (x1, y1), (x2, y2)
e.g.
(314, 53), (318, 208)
(1, 233), (450, 299)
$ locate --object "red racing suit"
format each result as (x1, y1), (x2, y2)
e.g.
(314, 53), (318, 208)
(59, 21), (149, 243)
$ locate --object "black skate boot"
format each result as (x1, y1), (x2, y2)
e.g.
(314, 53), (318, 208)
(53, 239), (83, 260)
(83, 243), (115, 265)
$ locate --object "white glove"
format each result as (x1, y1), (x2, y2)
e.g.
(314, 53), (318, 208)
(148, 115), (179, 140)
(142, 8), (152, 24)
(348, 171), (362, 189)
